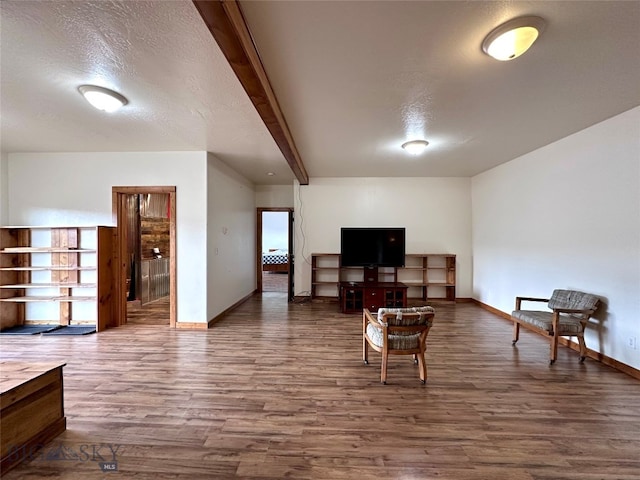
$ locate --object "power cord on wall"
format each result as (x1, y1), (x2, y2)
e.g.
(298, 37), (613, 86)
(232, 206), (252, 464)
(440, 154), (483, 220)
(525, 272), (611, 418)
(294, 182), (311, 298)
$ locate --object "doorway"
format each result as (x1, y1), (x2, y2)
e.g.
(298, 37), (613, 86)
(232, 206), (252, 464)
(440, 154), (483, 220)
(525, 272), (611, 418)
(256, 208), (293, 299)
(112, 186), (177, 327)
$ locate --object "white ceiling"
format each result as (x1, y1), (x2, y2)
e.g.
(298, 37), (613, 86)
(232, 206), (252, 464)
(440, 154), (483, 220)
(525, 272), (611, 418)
(2, 1), (639, 184)
(0, 0), (293, 184)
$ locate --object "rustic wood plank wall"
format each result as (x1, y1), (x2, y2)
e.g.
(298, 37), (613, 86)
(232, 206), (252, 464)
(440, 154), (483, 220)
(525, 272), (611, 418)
(140, 217), (170, 260)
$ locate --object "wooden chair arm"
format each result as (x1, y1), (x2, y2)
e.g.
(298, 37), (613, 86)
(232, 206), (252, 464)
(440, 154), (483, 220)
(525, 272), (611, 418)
(515, 296), (549, 310)
(363, 308), (383, 329)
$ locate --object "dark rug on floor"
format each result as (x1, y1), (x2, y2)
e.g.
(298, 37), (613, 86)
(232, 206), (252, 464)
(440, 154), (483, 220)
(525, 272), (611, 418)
(42, 325), (97, 335)
(0, 324), (62, 335)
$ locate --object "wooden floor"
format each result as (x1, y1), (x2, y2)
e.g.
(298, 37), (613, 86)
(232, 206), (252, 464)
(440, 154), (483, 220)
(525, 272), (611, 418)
(262, 271), (288, 292)
(1, 295), (639, 479)
(126, 297), (170, 325)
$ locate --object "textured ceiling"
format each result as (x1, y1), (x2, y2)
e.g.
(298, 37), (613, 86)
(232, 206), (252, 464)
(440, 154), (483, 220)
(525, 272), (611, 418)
(241, 0), (640, 177)
(2, 1), (639, 184)
(0, 0), (294, 184)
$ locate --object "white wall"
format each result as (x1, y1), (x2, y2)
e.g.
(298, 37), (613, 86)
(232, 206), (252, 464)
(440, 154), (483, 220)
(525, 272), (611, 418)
(206, 153), (256, 321)
(0, 152), (7, 224)
(294, 177), (472, 298)
(7, 151), (210, 322)
(255, 184), (294, 208)
(472, 106), (640, 369)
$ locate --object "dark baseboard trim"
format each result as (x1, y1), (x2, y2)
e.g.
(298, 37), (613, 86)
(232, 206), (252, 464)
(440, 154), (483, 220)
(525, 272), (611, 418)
(472, 298), (640, 381)
(208, 290), (257, 328)
(472, 299), (511, 320)
(454, 297), (474, 303)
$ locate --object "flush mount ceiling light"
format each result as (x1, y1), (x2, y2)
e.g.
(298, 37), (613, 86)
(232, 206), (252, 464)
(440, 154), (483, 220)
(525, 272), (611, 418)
(482, 16), (546, 61)
(401, 140), (429, 155)
(78, 85), (128, 112)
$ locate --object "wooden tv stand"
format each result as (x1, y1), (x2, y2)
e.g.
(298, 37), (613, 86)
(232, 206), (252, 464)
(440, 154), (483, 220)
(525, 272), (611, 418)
(339, 282), (407, 314)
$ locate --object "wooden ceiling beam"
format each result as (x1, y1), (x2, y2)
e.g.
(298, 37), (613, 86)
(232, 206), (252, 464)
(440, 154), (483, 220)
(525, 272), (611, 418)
(192, 0), (309, 185)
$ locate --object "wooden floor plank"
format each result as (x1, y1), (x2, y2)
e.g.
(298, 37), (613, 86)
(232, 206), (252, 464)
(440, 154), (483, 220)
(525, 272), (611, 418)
(0, 294), (639, 479)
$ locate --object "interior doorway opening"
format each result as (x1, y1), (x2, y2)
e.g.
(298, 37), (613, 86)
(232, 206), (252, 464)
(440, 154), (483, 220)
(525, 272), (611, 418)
(257, 208), (293, 299)
(113, 186), (177, 327)
(125, 193), (170, 325)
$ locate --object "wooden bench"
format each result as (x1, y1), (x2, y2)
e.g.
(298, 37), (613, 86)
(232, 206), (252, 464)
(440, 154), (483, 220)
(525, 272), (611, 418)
(1, 362), (66, 474)
(511, 289), (599, 365)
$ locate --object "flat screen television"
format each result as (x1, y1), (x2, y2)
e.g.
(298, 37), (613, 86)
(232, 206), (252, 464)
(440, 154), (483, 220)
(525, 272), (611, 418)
(340, 227), (405, 267)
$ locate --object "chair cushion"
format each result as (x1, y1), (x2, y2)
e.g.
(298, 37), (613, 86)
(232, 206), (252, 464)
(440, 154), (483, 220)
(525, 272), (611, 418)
(548, 289), (599, 317)
(366, 324), (421, 350)
(511, 310), (584, 335)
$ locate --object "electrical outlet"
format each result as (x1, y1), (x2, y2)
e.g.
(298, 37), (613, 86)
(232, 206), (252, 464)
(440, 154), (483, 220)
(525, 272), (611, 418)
(627, 336), (637, 350)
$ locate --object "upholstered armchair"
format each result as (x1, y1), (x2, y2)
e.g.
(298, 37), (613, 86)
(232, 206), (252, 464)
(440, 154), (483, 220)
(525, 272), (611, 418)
(363, 306), (435, 384)
(511, 289), (600, 364)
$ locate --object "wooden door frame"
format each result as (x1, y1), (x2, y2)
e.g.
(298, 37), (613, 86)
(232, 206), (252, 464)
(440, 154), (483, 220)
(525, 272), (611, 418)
(256, 207), (293, 297)
(112, 186), (177, 327)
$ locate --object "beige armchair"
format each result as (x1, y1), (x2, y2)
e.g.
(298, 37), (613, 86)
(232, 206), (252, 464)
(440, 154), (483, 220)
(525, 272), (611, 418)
(363, 306), (435, 384)
(511, 289), (600, 364)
